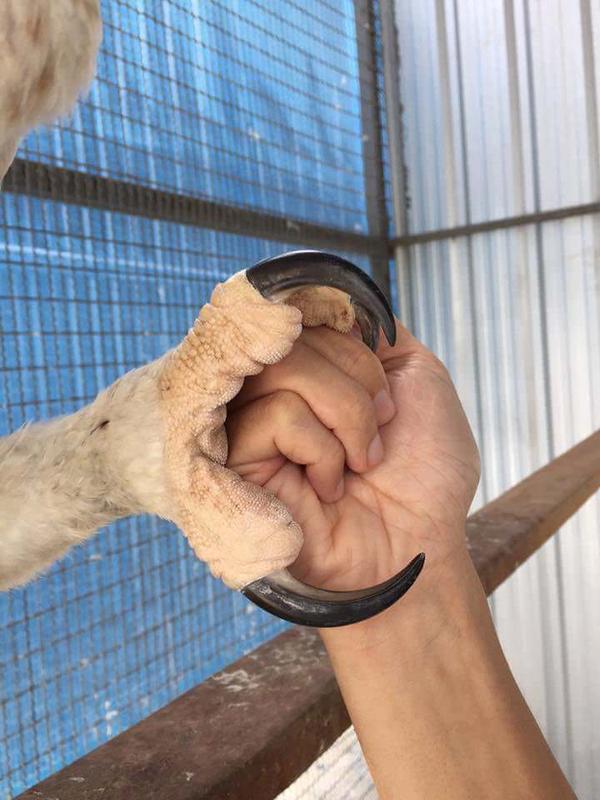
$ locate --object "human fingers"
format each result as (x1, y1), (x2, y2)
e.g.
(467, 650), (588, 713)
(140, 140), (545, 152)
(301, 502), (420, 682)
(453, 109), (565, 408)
(226, 389), (346, 503)
(300, 327), (395, 423)
(229, 339), (389, 473)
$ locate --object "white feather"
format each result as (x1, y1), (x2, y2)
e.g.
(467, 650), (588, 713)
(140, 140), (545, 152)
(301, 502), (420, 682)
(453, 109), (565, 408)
(0, 0), (101, 180)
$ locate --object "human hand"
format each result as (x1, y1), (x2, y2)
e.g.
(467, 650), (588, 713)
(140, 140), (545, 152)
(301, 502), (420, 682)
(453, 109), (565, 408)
(234, 325), (576, 800)
(226, 319), (480, 594)
(226, 307), (577, 800)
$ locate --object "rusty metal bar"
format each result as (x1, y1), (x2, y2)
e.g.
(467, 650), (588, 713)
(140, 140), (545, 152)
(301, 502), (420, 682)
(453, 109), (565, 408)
(467, 430), (600, 595)
(17, 430), (600, 800)
(18, 627), (348, 800)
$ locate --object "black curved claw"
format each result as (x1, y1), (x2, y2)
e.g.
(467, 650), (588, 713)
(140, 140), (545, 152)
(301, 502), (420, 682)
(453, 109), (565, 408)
(246, 249), (396, 351)
(243, 249), (419, 627)
(242, 554), (425, 628)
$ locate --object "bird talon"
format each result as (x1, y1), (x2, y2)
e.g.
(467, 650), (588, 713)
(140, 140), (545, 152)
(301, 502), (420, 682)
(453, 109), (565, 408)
(241, 250), (424, 627)
(246, 249), (397, 352)
(242, 554), (426, 627)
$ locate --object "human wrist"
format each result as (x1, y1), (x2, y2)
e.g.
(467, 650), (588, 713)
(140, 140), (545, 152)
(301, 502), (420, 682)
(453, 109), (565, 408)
(319, 541), (493, 664)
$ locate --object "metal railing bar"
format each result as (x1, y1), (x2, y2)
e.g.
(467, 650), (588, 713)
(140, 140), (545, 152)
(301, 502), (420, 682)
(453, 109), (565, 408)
(467, 430), (600, 595)
(3, 159), (382, 257)
(354, 0), (392, 300)
(14, 146), (598, 258)
(391, 200), (600, 248)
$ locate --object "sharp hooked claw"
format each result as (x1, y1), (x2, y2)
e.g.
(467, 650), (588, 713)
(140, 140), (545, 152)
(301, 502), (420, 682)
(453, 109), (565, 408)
(242, 249), (422, 627)
(242, 554), (425, 627)
(246, 249), (397, 351)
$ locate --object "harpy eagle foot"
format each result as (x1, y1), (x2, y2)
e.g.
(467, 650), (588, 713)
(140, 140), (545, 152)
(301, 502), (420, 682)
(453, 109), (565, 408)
(0, 250), (424, 625)
(242, 252), (425, 626)
(0, 7), (425, 620)
(162, 250), (424, 627)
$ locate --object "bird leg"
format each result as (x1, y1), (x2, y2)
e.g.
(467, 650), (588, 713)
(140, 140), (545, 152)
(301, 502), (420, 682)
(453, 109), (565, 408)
(0, 251), (424, 626)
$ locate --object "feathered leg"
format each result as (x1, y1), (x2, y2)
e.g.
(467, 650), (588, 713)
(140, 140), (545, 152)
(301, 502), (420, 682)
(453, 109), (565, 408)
(0, 252), (424, 626)
(0, 268), (350, 591)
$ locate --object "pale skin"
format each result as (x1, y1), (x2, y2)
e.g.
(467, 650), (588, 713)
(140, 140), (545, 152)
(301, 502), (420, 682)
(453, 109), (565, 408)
(226, 319), (576, 800)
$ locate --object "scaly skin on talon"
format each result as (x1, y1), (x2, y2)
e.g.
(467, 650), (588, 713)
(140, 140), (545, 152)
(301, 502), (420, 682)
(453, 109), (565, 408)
(0, 251), (423, 625)
(157, 270), (356, 589)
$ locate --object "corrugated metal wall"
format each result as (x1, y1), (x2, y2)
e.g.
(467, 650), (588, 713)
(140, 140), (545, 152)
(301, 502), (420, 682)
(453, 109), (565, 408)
(394, 1), (600, 797)
(284, 2), (600, 798)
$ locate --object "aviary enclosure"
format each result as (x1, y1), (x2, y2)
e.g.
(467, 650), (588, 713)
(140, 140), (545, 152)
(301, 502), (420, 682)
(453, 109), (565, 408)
(1, 0), (599, 798)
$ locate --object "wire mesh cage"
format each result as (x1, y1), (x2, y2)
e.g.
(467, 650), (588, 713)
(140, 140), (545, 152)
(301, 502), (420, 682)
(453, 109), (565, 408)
(0, 0), (386, 795)
(2, 0), (600, 798)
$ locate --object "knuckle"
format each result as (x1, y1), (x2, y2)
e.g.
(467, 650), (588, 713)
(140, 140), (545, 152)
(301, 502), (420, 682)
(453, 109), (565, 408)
(348, 347), (386, 393)
(338, 340), (372, 374)
(342, 387), (375, 429)
(267, 389), (306, 423)
(349, 346), (373, 375)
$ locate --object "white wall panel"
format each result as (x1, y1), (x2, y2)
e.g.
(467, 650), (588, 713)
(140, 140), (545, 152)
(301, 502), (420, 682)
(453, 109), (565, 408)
(526, 0), (593, 210)
(284, 2), (600, 796)
(396, 0), (600, 235)
(392, 1), (600, 793)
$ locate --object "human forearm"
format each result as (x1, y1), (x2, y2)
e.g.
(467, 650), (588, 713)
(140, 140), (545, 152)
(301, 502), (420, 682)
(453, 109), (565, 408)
(320, 546), (576, 800)
(224, 313), (567, 793)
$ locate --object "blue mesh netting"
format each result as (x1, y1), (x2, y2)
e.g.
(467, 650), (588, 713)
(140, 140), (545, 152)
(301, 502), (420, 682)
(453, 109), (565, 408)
(0, 0), (375, 795)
